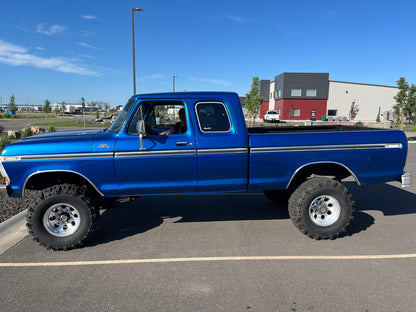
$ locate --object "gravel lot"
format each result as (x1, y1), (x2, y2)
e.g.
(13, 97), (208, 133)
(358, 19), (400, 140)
(0, 197), (26, 223)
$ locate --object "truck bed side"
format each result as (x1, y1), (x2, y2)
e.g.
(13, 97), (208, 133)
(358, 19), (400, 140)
(248, 128), (408, 191)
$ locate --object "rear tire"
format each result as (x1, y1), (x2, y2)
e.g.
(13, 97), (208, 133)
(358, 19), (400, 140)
(288, 177), (354, 239)
(26, 184), (99, 250)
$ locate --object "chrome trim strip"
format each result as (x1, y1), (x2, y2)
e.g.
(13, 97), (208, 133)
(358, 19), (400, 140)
(2, 153), (114, 162)
(115, 149), (197, 158)
(198, 148), (248, 155)
(251, 143), (402, 153)
(286, 161), (361, 189)
(22, 170), (105, 197)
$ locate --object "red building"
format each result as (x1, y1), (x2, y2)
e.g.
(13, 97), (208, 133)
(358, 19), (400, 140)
(259, 73), (330, 121)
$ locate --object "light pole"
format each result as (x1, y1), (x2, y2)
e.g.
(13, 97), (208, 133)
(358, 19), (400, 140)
(132, 7), (143, 95)
(173, 75), (178, 92)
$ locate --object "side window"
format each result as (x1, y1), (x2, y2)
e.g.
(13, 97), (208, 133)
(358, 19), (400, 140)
(127, 101), (187, 135)
(196, 102), (231, 133)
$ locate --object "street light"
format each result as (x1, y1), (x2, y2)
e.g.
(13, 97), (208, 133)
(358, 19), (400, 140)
(173, 75), (178, 92)
(132, 7), (143, 95)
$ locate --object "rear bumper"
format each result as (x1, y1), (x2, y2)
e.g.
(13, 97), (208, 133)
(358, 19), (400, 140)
(401, 171), (412, 188)
(0, 184), (11, 198)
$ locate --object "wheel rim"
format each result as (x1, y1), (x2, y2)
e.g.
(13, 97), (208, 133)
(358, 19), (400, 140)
(309, 195), (341, 227)
(43, 203), (81, 237)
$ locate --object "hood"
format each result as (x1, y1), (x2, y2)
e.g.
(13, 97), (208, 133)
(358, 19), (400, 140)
(2, 129), (103, 157)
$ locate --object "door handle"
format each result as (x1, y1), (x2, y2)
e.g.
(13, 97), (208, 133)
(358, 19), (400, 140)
(176, 142), (189, 146)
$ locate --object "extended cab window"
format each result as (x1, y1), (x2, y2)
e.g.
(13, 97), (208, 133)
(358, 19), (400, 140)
(127, 101), (187, 135)
(196, 102), (231, 133)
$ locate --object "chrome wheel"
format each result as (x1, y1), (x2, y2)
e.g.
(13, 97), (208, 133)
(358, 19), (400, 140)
(309, 195), (341, 227)
(43, 203), (81, 237)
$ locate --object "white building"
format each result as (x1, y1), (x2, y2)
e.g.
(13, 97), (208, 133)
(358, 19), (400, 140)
(327, 81), (398, 122)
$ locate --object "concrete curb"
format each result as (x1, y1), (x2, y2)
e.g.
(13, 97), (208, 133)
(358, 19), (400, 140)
(0, 209), (28, 255)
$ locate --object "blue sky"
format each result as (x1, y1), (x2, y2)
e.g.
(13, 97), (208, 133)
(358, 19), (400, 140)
(0, 0), (415, 107)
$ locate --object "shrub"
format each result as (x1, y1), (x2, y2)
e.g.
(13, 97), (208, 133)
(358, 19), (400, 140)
(48, 125), (56, 132)
(0, 135), (12, 151)
(21, 126), (33, 138)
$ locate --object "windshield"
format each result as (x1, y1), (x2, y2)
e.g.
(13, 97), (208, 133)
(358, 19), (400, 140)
(108, 99), (136, 133)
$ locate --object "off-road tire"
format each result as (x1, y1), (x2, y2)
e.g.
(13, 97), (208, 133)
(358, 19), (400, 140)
(288, 177), (354, 239)
(26, 184), (99, 250)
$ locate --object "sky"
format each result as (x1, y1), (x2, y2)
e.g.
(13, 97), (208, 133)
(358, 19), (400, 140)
(0, 0), (416, 107)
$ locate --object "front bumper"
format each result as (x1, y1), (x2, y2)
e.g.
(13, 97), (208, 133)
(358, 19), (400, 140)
(402, 171), (412, 188)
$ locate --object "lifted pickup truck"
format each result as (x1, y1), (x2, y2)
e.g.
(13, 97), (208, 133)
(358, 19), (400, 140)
(0, 92), (411, 250)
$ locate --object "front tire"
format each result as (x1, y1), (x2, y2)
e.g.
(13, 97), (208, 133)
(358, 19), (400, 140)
(288, 177), (354, 239)
(26, 184), (99, 250)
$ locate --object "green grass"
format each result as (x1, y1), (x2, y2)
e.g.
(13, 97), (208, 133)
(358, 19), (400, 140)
(32, 121), (108, 128)
(404, 126), (416, 132)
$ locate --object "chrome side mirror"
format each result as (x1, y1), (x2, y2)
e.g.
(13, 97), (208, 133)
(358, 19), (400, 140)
(136, 120), (146, 150)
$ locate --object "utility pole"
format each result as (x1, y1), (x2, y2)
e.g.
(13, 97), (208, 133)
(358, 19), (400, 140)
(173, 75), (178, 92)
(131, 7), (144, 95)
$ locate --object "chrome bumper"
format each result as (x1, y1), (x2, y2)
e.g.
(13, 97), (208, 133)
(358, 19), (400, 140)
(402, 171), (412, 188)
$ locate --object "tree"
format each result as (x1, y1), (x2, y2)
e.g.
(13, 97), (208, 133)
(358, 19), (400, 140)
(43, 99), (51, 114)
(245, 77), (263, 126)
(376, 107), (381, 123)
(60, 101), (67, 114)
(349, 101), (359, 122)
(104, 103), (110, 116)
(7, 95), (18, 117)
(394, 77), (416, 130)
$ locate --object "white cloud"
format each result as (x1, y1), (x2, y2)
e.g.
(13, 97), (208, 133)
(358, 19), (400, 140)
(36, 46), (45, 51)
(77, 42), (98, 50)
(224, 15), (245, 23)
(82, 15), (98, 20)
(0, 40), (99, 76)
(140, 74), (166, 80)
(36, 23), (66, 36)
(189, 76), (231, 86)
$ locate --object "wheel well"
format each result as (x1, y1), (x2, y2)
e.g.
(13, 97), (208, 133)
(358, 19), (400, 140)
(287, 163), (358, 191)
(24, 171), (102, 197)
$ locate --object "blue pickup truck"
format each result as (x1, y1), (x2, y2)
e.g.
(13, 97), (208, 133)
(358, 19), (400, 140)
(0, 92), (412, 250)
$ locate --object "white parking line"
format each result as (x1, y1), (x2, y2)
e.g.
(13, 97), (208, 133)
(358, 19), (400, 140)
(1, 253), (416, 267)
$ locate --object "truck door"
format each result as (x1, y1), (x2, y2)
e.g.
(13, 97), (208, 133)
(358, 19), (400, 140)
(193, 101), (249, 192)
(114, 101), (197, 195)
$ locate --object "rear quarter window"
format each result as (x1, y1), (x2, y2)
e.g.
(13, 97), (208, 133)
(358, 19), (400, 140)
(195, 102), (231, 133)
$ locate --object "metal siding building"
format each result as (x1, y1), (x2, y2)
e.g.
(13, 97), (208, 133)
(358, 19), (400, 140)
(328, 81), (398, 121)
(261, 73), (398, 122)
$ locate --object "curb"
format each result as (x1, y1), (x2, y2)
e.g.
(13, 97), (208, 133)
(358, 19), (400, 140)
(0, 209), (28, 255)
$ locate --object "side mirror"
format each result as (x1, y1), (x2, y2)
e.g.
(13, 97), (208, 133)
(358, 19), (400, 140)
(136, 120), (146, 136)
(136, 120), (146, 151)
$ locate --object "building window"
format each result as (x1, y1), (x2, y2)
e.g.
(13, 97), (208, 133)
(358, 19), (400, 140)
(278, 90), (282, 98)
(291, 89), (301, 96)
(290, 108), (300, 117)
(306, 89), (317, 97)
(327, 109), (337, 116)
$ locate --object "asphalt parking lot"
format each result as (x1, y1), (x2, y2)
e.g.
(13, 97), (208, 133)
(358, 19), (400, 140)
(0, 144), (415, 312)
